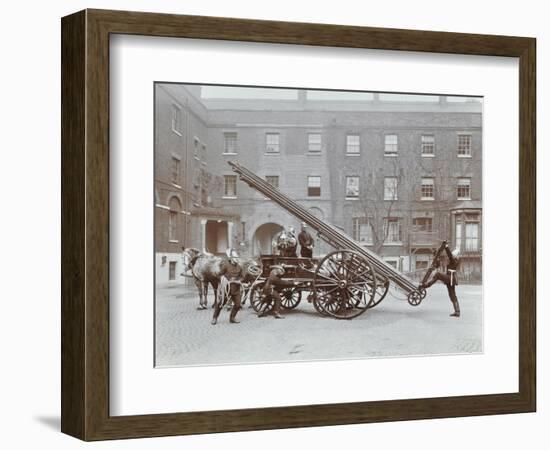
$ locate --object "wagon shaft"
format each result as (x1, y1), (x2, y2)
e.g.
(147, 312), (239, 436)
(228, 161), (419, 294)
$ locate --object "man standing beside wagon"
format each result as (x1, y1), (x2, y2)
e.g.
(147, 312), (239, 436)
(298, 222), (314, 258)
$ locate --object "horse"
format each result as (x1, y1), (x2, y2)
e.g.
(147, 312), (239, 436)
(181, 247), (262, 310)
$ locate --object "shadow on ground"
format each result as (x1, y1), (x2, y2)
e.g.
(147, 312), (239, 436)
(34, 415), (60, 431)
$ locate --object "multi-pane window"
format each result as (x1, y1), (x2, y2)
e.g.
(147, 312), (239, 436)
(307, 176), (321, 197)
(352, 218), (373, 244)
(421, 135), (435, 156)
(412, 217), (433, 232)
(421, 177), (435, 200)
(415, 254), (430, 271)
(457, 178), (471, 199)
(384, 134), (398, 156)
(457, 134), (472, 157)
(171, 104), (181, 134)
(346, 135), (360, 155)
(223, 175), (237, 198)
(384, 218), (402, 243)
(456, 214), (480, 252)
(455, 219), (463, 251)
(456, 213), (480, 252)
(168, 196), (181, 242)
(223, 132), (238, 154)
(171, 157), (180, 184)
(169, 261), (177, 280)
(265, 133), (280, 153)
(384, 177), (398, 200)
(345, 176), (360, 198)
(308, 133), (322, 153)
(465, 222), (480, 252)
(168, 210), (178, 241)
(266, 175), (279, 189)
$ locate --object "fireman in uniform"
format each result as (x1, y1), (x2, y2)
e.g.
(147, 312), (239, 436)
(421, 241), (461, 317)
(298, 222), (314, 258)
(259, 265), (300, 319)
(211, 248), (245, 325)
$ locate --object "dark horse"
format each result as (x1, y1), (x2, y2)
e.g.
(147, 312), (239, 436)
(181, 247), (262, 310)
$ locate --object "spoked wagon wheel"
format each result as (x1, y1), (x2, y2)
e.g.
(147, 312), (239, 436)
(368, 277), (390, 309)
(250, 282), (274, 315)
(407, 288), (426, 306)
(312, 250), (377, 319)
(311, 292), (331, 316)
(281, 287), (302, 310)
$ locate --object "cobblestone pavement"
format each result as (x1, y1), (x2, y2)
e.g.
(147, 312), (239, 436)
(155, 282), (482, 367)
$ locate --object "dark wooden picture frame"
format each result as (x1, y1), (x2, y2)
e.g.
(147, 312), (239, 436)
(61, 9), (536, 441)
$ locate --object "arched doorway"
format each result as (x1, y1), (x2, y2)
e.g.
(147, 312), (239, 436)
(253, 223), (283, 255)
(205, 220), (228, 255)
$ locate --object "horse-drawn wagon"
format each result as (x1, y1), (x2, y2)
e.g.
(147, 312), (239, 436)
(229, 161), (426, 320)
(247, 253), (392, 319)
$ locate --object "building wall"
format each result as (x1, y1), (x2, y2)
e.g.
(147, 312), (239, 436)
(155, 87), (482, 282)
(154, 84), (215, 282)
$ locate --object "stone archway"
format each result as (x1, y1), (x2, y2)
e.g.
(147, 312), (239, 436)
(252, 222), (284, 255)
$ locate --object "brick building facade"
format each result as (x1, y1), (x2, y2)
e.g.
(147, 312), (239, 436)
(155, 85), (482, 283)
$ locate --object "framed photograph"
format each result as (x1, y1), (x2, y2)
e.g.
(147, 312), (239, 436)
(61, 9), (536, 441)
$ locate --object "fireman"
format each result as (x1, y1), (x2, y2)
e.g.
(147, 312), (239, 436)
(421, 242), (461, 318)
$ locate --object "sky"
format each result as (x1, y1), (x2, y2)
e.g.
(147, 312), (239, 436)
(200, 85), (482, 102)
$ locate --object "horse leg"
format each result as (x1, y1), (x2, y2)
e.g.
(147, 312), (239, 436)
(202, 282), (210, 309)
(211, 280), (219, 309)
(203, 283), (209, 308)
(195, 279), (206, 310)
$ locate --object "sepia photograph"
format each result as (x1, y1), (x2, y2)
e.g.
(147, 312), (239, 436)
(154, 83), (483, 367)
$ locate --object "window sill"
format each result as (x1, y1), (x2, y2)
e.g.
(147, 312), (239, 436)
(345, 197), (359, 201)
(307, 152), (322, 156)
(222, 196), (237, 200)
(383, 242), (404, 246)
(457, 154), (472, 158)
(346, 153), (361, 157)
(421, 154), (435, 158)
(384, 153), (399, 157)
(264, 152), (281, 156)
(169, 240), (179, 243)
(222, 152), (238, 156)
(421, 198), (435, 201)
(384, 198), (398, 201)
(457, 197), (472, 201)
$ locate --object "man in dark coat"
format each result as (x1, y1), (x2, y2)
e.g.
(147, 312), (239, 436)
(211, 249), (245, 325)
(298, 222), (314, 258)
(421, 242), (461, 317)
(259, 265), (299, 319)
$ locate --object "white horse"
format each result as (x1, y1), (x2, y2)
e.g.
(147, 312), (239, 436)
(181, 247), (262, 310)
